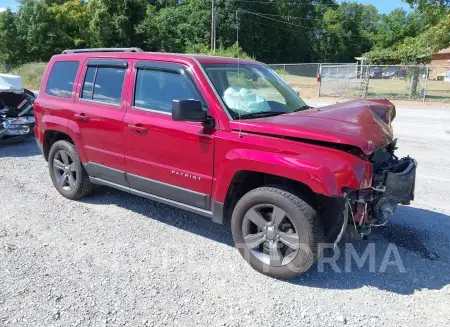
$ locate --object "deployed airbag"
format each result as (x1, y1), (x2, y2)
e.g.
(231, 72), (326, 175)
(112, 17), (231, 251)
(223, 87), (271, 114)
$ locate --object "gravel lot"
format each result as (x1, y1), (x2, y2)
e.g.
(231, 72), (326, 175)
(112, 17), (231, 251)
(1, 104), (450, 327)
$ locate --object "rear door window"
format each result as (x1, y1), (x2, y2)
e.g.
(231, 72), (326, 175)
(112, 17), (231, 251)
(45, 61), (79, 98)
(81, 66), (126, 105)
(134, 69), (201, 113)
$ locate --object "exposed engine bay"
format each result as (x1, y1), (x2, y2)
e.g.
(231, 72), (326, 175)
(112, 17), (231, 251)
(0, 74), (35, 144)
(340, 139), (417, 241)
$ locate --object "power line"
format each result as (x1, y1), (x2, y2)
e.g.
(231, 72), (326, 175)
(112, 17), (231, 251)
(242, 9), (309, 28)
(251, 12), (351, 23)
(241, 17), (304, 33)
(240, 16), (371, 49)
(241, 15), (315, 33)
(239, 10), (369, 41)
(241, 9), (366, 32)
(234, 0), (339, 7)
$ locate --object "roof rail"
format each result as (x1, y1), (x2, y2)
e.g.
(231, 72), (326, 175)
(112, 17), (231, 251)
(62, 47), (144, 54)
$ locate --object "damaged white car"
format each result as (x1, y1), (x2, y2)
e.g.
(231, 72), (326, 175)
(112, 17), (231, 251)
(0, 73), (36, 144)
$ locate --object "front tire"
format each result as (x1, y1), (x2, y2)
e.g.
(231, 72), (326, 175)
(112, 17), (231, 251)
(231, 186), (323, 279)
(48, 140), (93, 200)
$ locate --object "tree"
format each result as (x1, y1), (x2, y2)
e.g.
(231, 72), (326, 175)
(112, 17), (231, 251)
(15, 0), (59, 63)
(2, 0), (448, 67)
(233, 0), (339, 63)
(87, 0), (147, 48)
(403, 0), (449, 24)
(135, 4), (161, 51)
(370, 9), (425, 50)
(404, 0), (449, 11)
(365, 0), (450, 64)
(0, 9), (23, 66)
(48, 0), (90, 51)
(318, 2), (378, 62)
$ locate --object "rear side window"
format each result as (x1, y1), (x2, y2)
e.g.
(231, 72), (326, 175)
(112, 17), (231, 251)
(134, 69), (200, 113)
(81, 66), (126, 105)
(81, 66), (96, 100)
(45, 61), (79, 98)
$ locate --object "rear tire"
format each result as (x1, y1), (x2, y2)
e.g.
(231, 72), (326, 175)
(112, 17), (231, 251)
(48, 140), (93, 200)
(231, 186), (323, 279)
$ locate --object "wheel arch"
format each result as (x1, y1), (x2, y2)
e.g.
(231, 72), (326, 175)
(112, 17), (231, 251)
(212, 151), (342, 204)
(43, 130), (75, 161)
(218, 169), (346, 243)
(43, 123), (86, 163)
(220, 170), (317, 225)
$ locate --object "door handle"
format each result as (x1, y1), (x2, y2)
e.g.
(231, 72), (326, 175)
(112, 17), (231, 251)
(74, 113), (89, 122)
(128, 123), (148, 135)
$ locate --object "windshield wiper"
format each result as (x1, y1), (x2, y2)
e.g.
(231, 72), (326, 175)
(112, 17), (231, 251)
(292, 105), (311, 112)
(234, 111), (287, 120)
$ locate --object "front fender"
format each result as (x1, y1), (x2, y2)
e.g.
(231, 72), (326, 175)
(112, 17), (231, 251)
(212, 147), (372, 203)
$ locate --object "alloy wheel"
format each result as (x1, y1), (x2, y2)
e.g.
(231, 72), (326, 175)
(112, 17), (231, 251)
(242, 204), (300, 266)
(52, 150), (77, 191)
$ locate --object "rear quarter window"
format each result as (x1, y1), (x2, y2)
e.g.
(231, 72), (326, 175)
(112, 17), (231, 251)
(45, 61), (79, 98)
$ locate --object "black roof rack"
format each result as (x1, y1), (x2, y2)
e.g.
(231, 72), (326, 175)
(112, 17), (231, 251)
(62, 47), (144, 54)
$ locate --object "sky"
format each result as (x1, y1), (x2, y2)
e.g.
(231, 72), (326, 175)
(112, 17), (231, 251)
(337, 0), (412, 13)
(0, 0), (412, 14)
(0, 0), (15, 12)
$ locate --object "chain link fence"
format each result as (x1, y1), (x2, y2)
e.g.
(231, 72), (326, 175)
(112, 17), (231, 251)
(426, 66), (450, 101)
(319, 64), (362, 97)
(270, 63), (320, 99)
(270, 63), (450, 102)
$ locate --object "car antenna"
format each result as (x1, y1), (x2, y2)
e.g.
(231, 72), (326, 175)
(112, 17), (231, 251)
(236, 10), (242, 139)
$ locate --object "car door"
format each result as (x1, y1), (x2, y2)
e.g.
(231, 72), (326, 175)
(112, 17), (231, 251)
(123, 61), (215, 210)
(72, 58), (129, 184)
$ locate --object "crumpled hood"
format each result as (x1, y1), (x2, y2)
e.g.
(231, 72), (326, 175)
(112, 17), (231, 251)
(230, 99), (396, 155)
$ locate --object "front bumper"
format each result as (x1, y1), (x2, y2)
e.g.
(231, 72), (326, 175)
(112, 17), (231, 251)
(344, 156), (417, 228)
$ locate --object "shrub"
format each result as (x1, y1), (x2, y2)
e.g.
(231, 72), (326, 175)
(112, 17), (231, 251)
(10, 62), (47, 90)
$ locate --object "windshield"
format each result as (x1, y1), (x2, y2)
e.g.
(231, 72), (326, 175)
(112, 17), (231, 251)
(202, 64), (308, 119)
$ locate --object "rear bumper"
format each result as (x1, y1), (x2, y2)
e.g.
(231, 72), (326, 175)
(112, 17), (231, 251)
(33, 126), (45, 157)
(0, 118), (35, 145)
(35, 138), (44, 155)
(0, 117), (34, 137)
(0, 119), (8, 138)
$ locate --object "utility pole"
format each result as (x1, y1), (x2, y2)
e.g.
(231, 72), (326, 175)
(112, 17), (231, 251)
(211, 0), (216, 53)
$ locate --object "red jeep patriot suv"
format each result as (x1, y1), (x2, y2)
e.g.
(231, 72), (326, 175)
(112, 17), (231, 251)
(34, 48), (416, 278)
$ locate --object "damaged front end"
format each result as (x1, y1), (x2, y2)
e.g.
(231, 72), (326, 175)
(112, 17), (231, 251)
(0, 74), (35, 145)
(341, 139), (417, 241)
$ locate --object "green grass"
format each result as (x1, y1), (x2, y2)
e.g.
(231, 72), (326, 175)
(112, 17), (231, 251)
(281, 74), (450, 102)
(7, 62), (47, 90)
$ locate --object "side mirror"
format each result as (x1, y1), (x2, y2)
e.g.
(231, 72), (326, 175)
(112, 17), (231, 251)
(172, 99), (207, 122)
